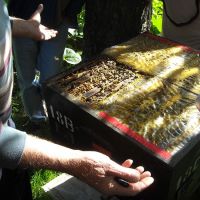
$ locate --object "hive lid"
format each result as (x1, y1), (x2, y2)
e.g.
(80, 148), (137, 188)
(103, 32), (200, 90)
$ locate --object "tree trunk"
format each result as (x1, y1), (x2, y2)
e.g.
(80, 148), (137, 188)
(83, 0), (152, 59)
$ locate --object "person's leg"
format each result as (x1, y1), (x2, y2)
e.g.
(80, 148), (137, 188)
(12, 38), (46, 122)
(38, 21), (69, 83)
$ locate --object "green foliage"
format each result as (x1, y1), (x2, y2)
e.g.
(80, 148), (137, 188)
(151, 0), (163, 35)
(64, 7), (85, 68)
(31, 170), (60, 200)
(67, 8), (85, 44)
(63, 47), (82, 65)
(76, 7), (85, 39)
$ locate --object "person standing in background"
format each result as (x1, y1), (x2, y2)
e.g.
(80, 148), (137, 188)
(162, 0), (200, 50)
(8, 0), (85, 129)
(162, 1), (200, 198)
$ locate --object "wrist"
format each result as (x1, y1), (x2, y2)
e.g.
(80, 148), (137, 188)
(11, 17), (30, 37)
(64, 149), (85, 175)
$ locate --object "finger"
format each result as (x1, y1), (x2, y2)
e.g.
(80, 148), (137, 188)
(139, 177), (154, 188)
(35, 4), (43, 15)
(44, 31), (57, 38)
(48, 29), (58, 35)
(113, 170), (152, 191)
(108, 163), (141, 182)
(106, 176), (154, 197)
(31, 4), (43, 20)
(122, 159), (133, 168)
(39, 27), (58, 40)
(127, 177), (154, 196)
(140, 171), (151, 179)
(136, 166), (144, 174)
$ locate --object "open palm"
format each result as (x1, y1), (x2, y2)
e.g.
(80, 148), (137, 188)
(28, 4), (58, 40)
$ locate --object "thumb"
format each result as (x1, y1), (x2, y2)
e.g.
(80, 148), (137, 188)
(30, 4), (43, 22)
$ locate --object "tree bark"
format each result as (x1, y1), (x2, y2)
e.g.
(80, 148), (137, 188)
(83, 0), (152, 59)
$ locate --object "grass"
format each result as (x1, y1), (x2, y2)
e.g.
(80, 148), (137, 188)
(31, 170), (60, 200)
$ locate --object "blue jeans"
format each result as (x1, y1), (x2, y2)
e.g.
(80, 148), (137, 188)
(13, 21), (69, 122)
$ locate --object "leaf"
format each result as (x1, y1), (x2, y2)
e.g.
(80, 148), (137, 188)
(63, 48), (82, 65)
(151, 0), (163, 35)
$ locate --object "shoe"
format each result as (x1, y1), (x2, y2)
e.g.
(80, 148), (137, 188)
(30, 115), (47, 123)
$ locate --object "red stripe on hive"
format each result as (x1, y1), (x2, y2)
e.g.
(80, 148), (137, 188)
(99, 111), (171, 160)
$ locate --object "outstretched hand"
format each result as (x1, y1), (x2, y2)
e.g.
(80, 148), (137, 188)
(27, 4), (58, 40)
(20, 135), (154, 197)
(70, 151), (154, 197)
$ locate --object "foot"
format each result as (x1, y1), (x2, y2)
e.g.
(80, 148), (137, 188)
(30, 115), (47, 123)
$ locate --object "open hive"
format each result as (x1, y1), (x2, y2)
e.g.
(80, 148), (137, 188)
(52, 47), (200, 158)
(55, 58), (148, 105)
(44, 32), (200, 200)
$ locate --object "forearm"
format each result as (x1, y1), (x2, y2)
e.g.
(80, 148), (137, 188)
(19, 135), (82, 174)
(19, 135), (154, 196)
(10, 17), (32, 38)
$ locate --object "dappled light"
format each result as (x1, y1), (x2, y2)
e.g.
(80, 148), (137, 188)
(100, 33), (200, 154)
(49, 33), (200, 157)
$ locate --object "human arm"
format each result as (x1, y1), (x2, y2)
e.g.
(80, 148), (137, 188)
(19, 134), (154, 196)
(10, 4), (57, 40)
(0, 123), (154, 196)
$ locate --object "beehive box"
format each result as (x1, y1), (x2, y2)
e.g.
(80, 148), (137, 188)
(43, 33), (200, 200)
